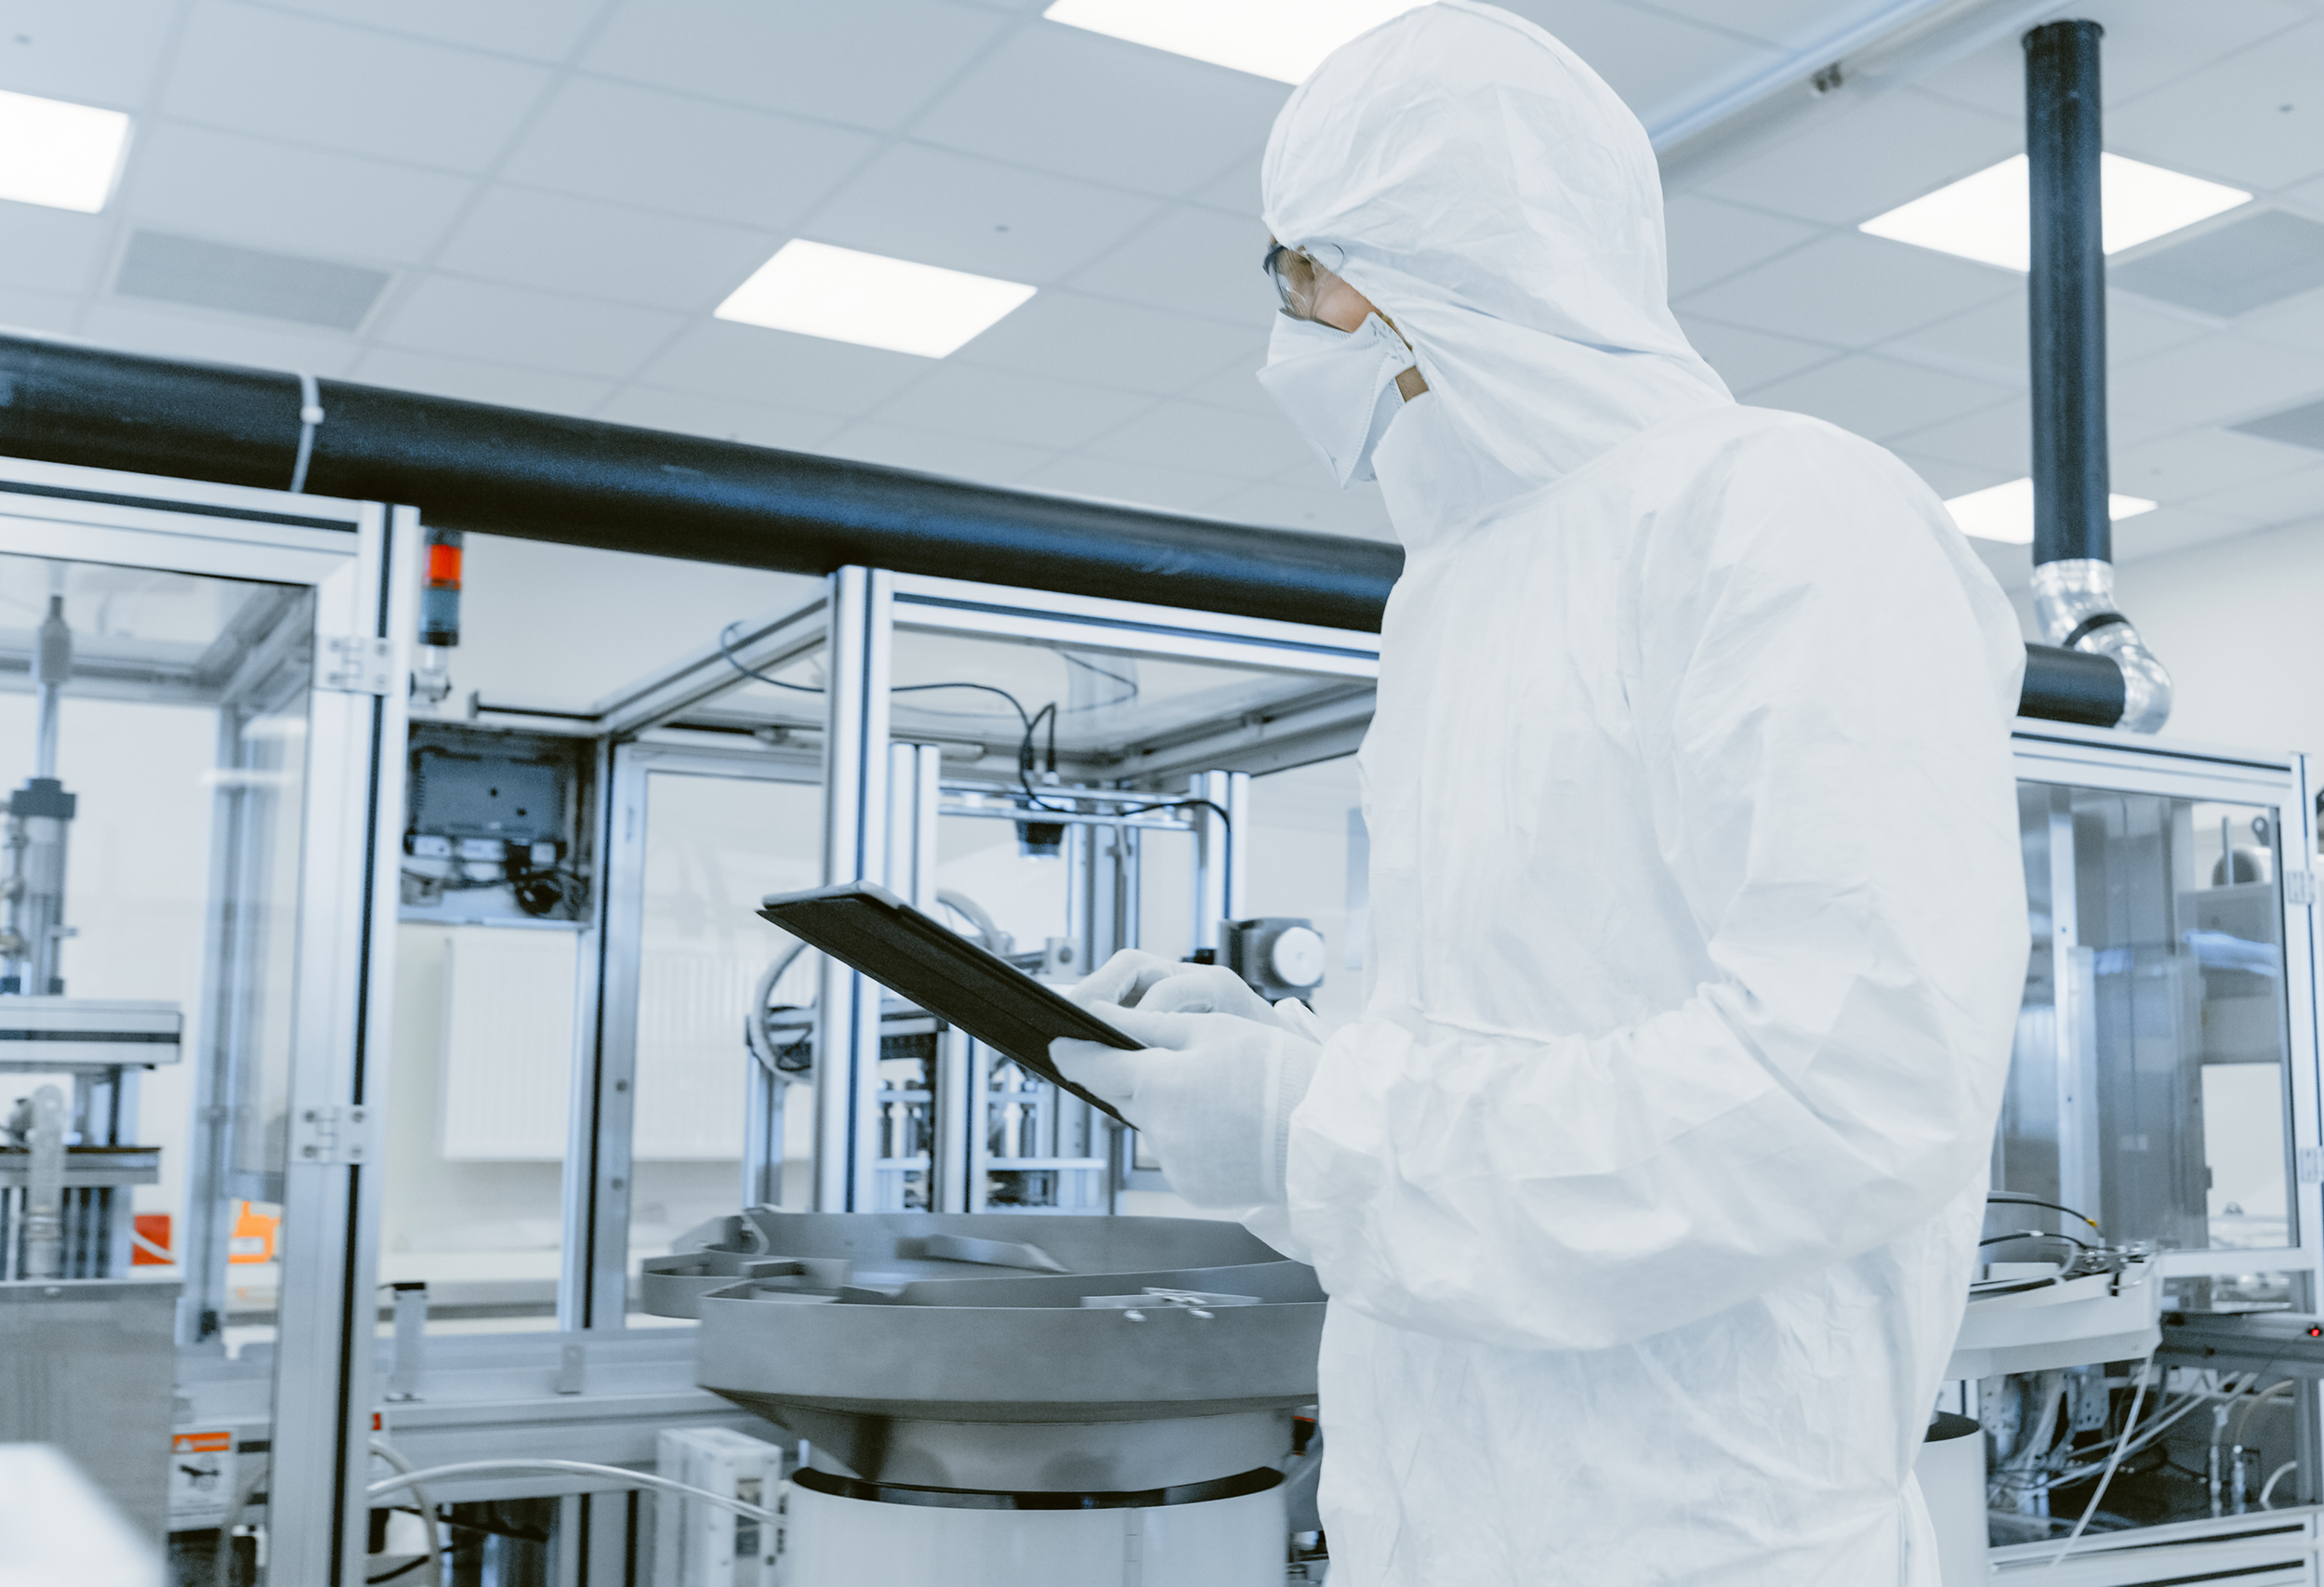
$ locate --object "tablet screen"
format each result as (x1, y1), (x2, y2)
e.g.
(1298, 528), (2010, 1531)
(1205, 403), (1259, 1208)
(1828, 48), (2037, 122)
(758, 881), (1137, 1122)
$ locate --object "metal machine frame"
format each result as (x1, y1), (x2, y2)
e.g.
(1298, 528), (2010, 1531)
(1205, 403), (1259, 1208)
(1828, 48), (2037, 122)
(0, 454), (413, 1583)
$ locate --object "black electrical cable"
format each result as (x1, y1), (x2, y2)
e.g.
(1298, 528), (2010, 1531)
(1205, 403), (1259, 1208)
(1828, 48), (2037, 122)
(715, 620), (1234, 851)
(1988, 1191), (2103, 1235)
(1981, 1228), (2097, 1251)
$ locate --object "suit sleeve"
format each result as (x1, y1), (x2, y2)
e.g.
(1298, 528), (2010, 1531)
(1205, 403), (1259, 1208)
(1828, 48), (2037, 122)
(1280, 424), (2030, 1350)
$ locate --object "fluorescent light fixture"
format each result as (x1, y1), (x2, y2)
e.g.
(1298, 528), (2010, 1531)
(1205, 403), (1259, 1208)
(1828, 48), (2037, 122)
(715, 240), (1036, 358)
(1861, 154), (2249, 271)
(1043, 0), (1433, 84)
(1944, 477), (2157, 545)
(0, 88), (130, 213)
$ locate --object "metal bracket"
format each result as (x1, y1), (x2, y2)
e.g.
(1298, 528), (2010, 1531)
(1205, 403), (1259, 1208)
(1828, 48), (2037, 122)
(2301, 1146), (2322, 1186)
(289, 1103), (376, 1166)
(320, 633), (395, 695)
(2287, 869), (2317, 907)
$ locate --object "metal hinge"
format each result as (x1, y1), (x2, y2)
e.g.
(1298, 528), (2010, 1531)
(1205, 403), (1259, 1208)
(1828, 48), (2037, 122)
(320, 634), (395, 694)
(2288, 869), (2318, 906)
(289, 1104), (376, 1166)
(2300, 1147), (2322, 1185)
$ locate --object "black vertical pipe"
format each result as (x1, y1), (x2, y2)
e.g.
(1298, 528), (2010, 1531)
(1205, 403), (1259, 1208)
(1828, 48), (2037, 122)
(2025, 20), (2109, 568)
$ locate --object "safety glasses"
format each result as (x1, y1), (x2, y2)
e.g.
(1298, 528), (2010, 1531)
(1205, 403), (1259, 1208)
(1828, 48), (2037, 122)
(1262, 240), (1344, 323)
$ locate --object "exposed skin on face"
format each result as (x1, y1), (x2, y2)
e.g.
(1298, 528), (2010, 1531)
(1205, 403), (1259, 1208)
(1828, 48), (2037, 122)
(1270, 239), (1430, 398)
(1308, 269), (1380, 333)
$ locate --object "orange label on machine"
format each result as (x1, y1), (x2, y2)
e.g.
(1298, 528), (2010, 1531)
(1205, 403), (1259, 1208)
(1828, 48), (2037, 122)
(228, 1201), (279, 1264)
(174, 1432), (232, 1454)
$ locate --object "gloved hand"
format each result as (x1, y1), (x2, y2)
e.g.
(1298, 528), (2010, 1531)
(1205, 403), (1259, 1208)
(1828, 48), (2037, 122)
(1052, 998), (1323, 1209)
(1063, 948), (1280, 1025)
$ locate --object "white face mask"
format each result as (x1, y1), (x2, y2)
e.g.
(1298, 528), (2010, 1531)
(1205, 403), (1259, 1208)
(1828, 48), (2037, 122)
(1257, 312), (1416, 487)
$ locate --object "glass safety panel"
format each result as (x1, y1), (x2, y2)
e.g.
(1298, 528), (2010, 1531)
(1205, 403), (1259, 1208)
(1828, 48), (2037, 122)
(633, 769), (820, 1283)
(2001, 782), (2296, 1278)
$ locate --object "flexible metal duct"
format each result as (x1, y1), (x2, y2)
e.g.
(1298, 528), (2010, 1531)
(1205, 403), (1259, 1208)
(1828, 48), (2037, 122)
(2024, 20), (2171, 733)
(0, 330), (2110, 723)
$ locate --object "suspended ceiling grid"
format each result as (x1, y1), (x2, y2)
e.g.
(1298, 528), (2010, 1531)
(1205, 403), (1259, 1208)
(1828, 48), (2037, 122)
(0, 0), (2321, 580)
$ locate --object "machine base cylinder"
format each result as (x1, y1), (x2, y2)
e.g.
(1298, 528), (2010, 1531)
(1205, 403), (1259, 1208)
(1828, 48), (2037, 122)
(782, 1468), (1288, 1586)
(1918, 1410), (1988, 1587)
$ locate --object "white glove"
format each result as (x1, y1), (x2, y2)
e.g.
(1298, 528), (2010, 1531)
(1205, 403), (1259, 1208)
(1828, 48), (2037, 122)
(1052, 998), (1323, 1209)
(1063, 949), (1278, 1024)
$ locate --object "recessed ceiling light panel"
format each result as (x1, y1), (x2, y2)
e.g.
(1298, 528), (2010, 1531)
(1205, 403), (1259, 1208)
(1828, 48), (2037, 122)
(0, 88), (131, 214)
(1861, 153), (2249, 271)
(715, 240), (1036, 358)
(1943, 476), (2156, 544)
(1043, 0), (1433, 84)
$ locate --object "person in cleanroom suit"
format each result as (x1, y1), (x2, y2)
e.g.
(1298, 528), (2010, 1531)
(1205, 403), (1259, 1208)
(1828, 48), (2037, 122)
(1053, 2), (2029, 1582)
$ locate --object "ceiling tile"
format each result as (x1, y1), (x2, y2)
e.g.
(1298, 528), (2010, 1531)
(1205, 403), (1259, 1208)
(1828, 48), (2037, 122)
(1017, 454), (1244, 515)
(2236, 288), (2324, 360)
(1679, 231), (2014, 346)
(1662, 194), (1819, 298)
(583, 0), (1005, 131)
(376, 275), (684, 377)
(802, 143), (1161, 286)
(1886, 447), (2007, 501)
(119, 123), (475, 265)
(2113, 428), (2321, 501)
(1190, 152), (1263, 218)
(0, 285), (74, 334)
(80, 299), (363, 377)
(435, 187), (774, 311)
(818, 420), (1057, 483)
(2111, 210), (2324, 318)
(2107, 20), (2324, 191)
(2110, 503), (2273, 566)
(909, 23), (1286, 198)
(952, 292), (1260, 395)
(350, 346), (615, 414)
(1913, 0), (2312, 121)
(1492, 0), (1779, 131)
(868, 363), (1155, 449)
(1063, 205), (1275, 326)
(263, 0), (602, 60)
(499, 76), (878, 227)
(160, 1), (553, 172)
(1179, 357), (1273, 415)
(1691, 86), (2018, 226)
(637, 321), (935, 413)
(1674, 312), (1837, 392)
(2111, 334), (2324, 445)
(0, 0), (176, 106)
(0, 203), (107, 293)
(2282, 171), (2324, 223)
(1880, 288), (2210, 385)
(1747, 352), (2012, 442)
(594, 384), (845, 452)
(1203, 480), (1395, 541)
(2186, 462), (2324, 526)
(1638, 0), (1896, 48)
(1078, 396), (1312, 478)
(1893, 393), (2030, 476)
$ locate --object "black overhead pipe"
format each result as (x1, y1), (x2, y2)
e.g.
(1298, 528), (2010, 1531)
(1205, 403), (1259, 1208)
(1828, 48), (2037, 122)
(2021, 20), (2171, 731)
(0, 334), (1399, 634)
(2026, 20), (2109, 572)
(0, 330), (2121, 726)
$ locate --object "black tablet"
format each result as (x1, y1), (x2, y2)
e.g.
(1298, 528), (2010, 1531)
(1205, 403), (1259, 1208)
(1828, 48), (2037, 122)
(757, 880), (1136, 1122)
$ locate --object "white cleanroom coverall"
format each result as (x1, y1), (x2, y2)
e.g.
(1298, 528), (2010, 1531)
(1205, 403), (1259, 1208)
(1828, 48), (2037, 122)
(1261, 5), (2027, 1582)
